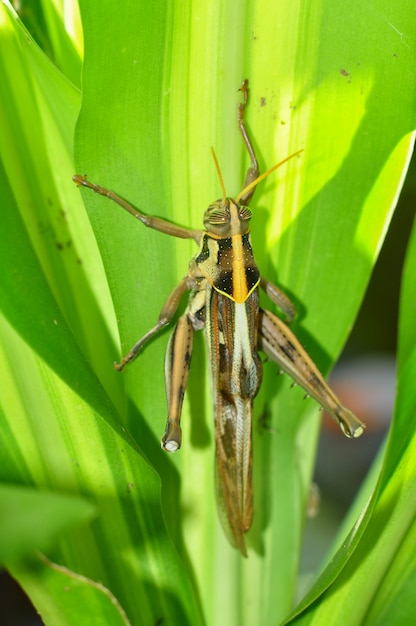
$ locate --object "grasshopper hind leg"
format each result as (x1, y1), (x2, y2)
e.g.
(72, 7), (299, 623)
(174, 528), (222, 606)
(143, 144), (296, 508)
(258, 308), (365, 438)
(162, 283), (207, 451)
(162, 313), (195, 452)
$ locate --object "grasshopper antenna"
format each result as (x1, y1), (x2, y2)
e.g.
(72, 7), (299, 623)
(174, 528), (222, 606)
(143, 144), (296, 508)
(211, 146), (227, 203)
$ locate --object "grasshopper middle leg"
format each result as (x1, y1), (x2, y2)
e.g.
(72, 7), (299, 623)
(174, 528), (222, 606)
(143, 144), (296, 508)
(115, 276), (194, 370)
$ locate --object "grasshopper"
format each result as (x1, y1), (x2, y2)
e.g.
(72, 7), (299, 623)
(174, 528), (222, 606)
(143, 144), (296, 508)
(74, 80), (365, 556)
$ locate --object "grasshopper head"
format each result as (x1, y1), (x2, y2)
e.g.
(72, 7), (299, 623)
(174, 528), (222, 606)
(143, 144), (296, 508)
(203, 199), (252, 237)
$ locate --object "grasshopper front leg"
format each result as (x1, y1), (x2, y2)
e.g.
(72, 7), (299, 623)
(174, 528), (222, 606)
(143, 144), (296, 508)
(258, 307), (365, 438)
(73, 175), (202, 244)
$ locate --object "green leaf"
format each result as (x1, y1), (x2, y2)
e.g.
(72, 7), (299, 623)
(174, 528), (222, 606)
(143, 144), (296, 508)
(1, 0), (415, 625)
(73, 0), (416, 623)
(282, 208), (416, 626)
(9, 553), (132, 626)
(0, 3), (202, 624)
(0, 484), (95, 565)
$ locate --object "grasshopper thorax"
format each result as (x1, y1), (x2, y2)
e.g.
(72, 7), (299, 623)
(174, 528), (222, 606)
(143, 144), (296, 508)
(203, 199), (252, 238)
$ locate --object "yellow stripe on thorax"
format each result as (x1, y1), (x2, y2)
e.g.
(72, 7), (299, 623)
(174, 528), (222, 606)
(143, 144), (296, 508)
(231, 233), (248, 303)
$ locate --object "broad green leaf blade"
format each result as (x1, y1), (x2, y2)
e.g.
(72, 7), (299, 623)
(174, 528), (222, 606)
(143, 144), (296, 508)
(73, 1), (416, 624)
(0, 4), (203, 625)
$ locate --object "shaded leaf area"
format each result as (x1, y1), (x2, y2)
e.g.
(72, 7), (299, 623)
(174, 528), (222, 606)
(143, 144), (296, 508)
(9, 554), (133, 626)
